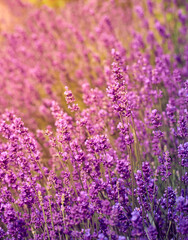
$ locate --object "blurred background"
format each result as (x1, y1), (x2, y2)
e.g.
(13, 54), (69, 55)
(0, 0), (73, 31)
(25, 0), (72, 7)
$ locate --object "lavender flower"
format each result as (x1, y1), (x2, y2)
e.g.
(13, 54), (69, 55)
(0, 0), (187, 239)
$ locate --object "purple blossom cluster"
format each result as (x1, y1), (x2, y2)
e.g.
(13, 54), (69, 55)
(0, 0), (188, 239)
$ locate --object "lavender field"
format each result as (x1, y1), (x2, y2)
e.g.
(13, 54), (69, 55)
(0, 0), (187, 239)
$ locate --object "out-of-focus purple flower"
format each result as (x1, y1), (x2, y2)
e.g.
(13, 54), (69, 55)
(161, 187), (176, 220)
(158, 151), (172, 181)
(178, 142), (188, 167)
(97, 233), (108, 240)
(177, 217), (188, 235)
(131, 208), (144, 237)
(147, 0), (154, 14)
(178, 9), (187, 25)
(147, 225), (158, 240)
(155, 21), (169, 39)
(64, 86), (75, 104)
(118, 236), (126, 240)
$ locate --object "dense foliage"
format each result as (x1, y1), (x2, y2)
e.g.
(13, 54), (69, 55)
(0, 0), (187, 239)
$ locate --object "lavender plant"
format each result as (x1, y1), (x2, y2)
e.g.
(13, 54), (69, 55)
(0, 0), (187, 239)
